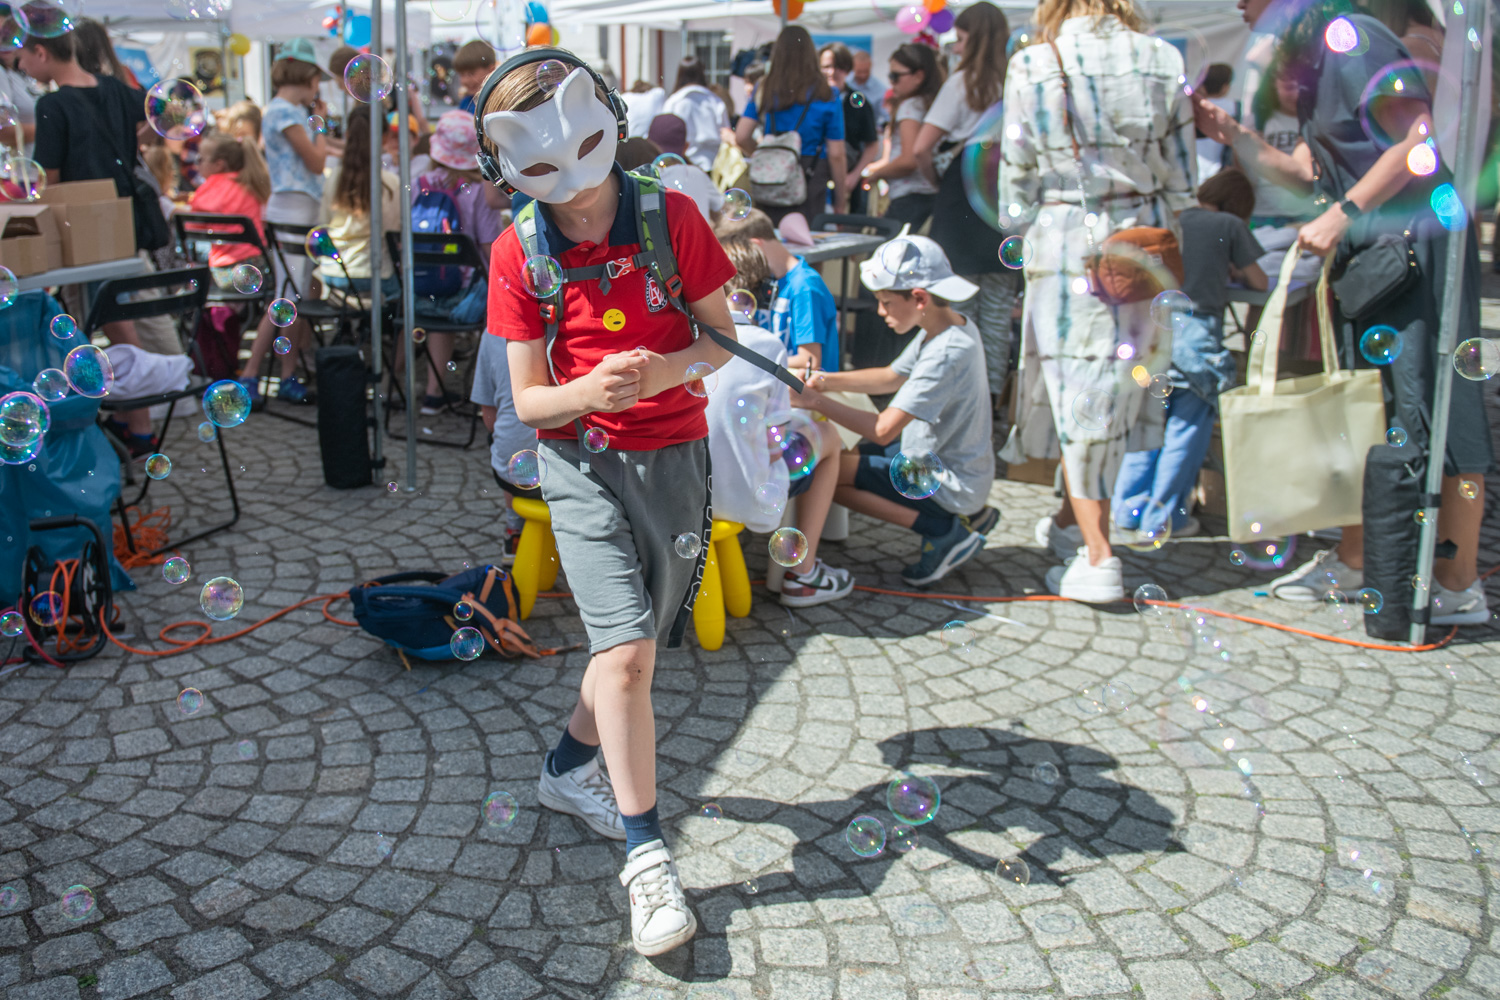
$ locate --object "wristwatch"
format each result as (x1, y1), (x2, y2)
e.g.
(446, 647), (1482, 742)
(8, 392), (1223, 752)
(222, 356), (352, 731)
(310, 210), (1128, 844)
(1338, 197), (1363, 219)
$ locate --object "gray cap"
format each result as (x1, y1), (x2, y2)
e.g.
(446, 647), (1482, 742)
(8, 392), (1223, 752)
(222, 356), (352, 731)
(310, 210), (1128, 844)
(860, 235), (978, 301)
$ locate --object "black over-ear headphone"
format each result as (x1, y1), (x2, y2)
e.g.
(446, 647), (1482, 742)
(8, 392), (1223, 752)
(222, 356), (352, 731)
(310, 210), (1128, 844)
(472, 46), (630, 195)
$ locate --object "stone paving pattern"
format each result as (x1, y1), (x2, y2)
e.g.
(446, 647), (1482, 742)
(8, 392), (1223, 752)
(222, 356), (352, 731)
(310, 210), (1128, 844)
(3, 357), (1499, 998)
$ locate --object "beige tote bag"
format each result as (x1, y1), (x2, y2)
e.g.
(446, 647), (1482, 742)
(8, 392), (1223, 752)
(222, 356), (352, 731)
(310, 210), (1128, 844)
(1220, 251), (1386, 542)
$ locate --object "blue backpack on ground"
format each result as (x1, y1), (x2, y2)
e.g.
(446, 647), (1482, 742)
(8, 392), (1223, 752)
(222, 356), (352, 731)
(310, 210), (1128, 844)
(411, 178), (464, 298)
(349, 564), (558, 665)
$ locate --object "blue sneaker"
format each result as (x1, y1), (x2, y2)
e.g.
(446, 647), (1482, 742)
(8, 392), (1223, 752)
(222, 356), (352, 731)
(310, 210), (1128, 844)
(237, 377), (261, 404)
(277, 376), (311, 404)
(902, 519), (985, 587)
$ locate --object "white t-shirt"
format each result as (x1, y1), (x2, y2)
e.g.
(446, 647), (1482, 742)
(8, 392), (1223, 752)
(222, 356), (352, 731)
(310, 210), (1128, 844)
(705, 323), (792, 533)
(622, 87), (665, 138)
(661, 85), (728, 172)
(1253, 111), (1315, 220)
(887, 96), (937, 200)
(658, 163), (723, 222)
(924, 71), (986, 144)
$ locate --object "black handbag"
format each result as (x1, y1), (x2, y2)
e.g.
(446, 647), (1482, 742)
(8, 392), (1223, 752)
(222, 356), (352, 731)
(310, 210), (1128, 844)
(1330, 233), (1419, 320)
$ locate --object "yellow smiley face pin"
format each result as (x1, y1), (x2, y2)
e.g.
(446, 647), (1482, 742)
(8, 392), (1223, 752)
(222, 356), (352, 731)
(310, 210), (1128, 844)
(602, 309), (626, 331)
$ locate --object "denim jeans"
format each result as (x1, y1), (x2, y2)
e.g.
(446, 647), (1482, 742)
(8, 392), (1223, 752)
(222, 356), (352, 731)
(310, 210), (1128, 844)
(1112, 388), (1216, 534)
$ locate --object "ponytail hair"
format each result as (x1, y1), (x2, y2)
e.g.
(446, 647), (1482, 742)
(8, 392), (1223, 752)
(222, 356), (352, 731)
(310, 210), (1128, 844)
(201, 130), (272, 204)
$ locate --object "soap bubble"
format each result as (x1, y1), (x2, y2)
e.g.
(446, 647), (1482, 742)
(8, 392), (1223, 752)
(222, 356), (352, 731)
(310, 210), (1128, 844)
(1147, 373), (1173, 399)
(1357, 587), (1383, 613)
(1133, 582), (1168, 618)
(202, 379), (251, 428)
(1077, 682), (1131, 715)
(273, 335), (291, 355)
(1122, 520), (1172, 552)
(0, 6), (23, 52)
(145, 79), (207, 140)
(178, 687), (204, 715)
(236, 740), (256, 759)
(889, 451), (944, 499)
(162, 557), (191, 585)
(651, 152), (687, 174)
(59, 885), (94, 921)
(996, 857), (1031, 884)
(1072, 389), (1114, 431)
(728, 288), (756, 318)
(520, 254), (562, 298)
(1413, 508), (1430, 525)
(998, 235), (1031, 269)
(845, 815), (886, 857)
(1325, 15), (1360, 52)
(768, 527), (809, 567)
(939, 620), (974, 651)
(453, 601), (474, 622)
(28, 590), (61, 626)
(768, 418), (819, 479)
(375, 832), (394, 859)
(684, 361), (718, 397)
(1238, 534), (1295, 570)
(345, 53), (394, 102)
(63, 344), (113, 397)
(386, 482), (397, 492)
(482, 790), (518, 828)
(1386, 426), (1407, 447)
(1032, 761), (1060, 787)
(0, 391), (44, 447)
(506, 449), (544, 489)
(451, 626), (484, 660)
(49, 314), (77, 340)
(1359, 325), (1402, 364)
(850, 91), (867, 109)
(886, 774), (940, 825)
(0, 610), (21, 636)
(723, 188), (752, 221)
(673, 532), (702, 560)
(267, 297), (297, 327)
(1453, 337), (1499, 380)
(1459, 479), (1478, 500)
(304, 226), (338, 259)
(1151, 289), (1192, 328)
(583, 427), (609, 453)
(231, 263), (262, 294)
(1407, 142), (1439, 176)
(412, 328), (428, 344)
(890, 823), (918, 852)
(0, 154), (44, 201)
(730, 396), (764, 437)
(754, 481), (788, 517)
(144, 453), (172, 480)
(20, 1), (75, 37)
(0, 264), (13, 306)
(535, 59), (568, 93)
(199, 577), (244, 621)
(699, 802), (723, 822)
(196, 421), (217, 443)
(1229, 549), (1246, 566)
(308, 114), (327, 134)
(878, 238), (922, 279)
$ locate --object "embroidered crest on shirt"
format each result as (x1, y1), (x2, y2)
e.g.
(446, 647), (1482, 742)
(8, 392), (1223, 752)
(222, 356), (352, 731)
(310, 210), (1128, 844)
(644, 273), (667, 313)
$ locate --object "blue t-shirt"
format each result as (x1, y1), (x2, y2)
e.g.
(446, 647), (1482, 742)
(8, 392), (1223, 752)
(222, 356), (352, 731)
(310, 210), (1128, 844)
(770, 257), (838, 366)
(744, 92), (844, 160)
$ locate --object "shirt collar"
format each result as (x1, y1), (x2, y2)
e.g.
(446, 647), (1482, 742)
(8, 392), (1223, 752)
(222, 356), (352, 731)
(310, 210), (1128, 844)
(535, 162), (640, 255)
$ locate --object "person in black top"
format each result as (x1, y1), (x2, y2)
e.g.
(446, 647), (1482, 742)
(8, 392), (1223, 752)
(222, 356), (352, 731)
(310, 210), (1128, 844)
(820, 42), (879, 216)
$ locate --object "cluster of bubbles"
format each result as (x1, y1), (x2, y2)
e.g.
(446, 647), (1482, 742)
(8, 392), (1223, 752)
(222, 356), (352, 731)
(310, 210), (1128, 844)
(199, 577), (244, 621)
(845, 773), (941, 858)
(145, 78), (208, 141)
(345, 54), (394, 103)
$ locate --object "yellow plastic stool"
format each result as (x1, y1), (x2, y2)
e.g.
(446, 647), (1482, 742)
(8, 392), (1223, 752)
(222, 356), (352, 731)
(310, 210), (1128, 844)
(509, 497), (559, 620)
(692, 520), (750, 651)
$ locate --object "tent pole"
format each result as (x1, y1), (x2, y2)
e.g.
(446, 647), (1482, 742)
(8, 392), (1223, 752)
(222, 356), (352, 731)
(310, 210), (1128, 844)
(369, 0), (386, 478)
(1409, 0), (1487, 646)
(396, 0), (420, 493)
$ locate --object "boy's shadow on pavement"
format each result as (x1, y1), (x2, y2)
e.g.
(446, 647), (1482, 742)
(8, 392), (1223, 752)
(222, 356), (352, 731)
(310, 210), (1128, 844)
(647, 724), (1185, 980)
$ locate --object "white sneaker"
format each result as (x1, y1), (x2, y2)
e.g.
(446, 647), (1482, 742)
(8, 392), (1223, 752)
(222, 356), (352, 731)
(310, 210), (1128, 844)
(1035, 515), (1083, 563)
(1431, 580), (1490, 626)
(780, 559), (855, 608)
(1045, 547), (1125, 603)
(1268, 549), (1362, 602)
(537, 753), (626, 840)
(619, 839), (697, 956)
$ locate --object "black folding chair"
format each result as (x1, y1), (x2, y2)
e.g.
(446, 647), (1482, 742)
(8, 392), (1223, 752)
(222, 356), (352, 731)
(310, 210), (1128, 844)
(87, 267), (241, 555)
(172, 212), (270, 308)
(383, 230), (487, 449)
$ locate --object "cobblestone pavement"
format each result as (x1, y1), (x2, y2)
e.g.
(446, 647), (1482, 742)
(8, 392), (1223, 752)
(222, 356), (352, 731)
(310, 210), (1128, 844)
(2, 376), (1499, 1000)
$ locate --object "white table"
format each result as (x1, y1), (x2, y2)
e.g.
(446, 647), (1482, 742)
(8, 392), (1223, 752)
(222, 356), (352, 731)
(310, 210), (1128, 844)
(15, 256), (149, 292)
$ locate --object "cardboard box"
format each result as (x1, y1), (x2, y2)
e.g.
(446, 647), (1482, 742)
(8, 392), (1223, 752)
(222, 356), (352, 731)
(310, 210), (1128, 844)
(0, 203), (61, 275)
(39, 180), (134, 267)
(1005, 455), (1061, 488)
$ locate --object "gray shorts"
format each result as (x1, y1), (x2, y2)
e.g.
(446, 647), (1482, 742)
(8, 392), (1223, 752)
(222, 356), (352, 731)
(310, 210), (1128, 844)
(538, 436), (711, 654)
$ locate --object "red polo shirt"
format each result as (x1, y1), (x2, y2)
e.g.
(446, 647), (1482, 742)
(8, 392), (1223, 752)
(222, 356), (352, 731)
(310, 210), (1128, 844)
(487, 167), (736, 451)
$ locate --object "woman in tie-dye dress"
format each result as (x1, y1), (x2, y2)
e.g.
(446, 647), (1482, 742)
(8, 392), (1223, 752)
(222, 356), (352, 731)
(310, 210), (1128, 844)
(999, 0), (1196, 603)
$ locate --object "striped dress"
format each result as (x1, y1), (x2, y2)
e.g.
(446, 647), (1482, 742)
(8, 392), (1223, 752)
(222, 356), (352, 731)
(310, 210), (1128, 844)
(998, 16), (1196, 499)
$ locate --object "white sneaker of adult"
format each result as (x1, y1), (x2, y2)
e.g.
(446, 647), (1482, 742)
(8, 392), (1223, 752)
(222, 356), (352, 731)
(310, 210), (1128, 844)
(1268, 549), (1362, 602)
(1035, 515), (1084, 563)
(1045, 547), (1125, 603)
(537, 753), (625, 840)
(619, 839), (697, 956)
(1430, 580), (1491, 626)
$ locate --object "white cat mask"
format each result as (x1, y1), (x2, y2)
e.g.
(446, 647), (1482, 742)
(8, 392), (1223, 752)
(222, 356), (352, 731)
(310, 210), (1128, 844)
(481, 66), (618, 204)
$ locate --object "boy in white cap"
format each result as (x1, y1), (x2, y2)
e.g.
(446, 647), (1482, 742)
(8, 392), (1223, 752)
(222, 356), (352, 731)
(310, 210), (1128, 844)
(792, 235), (997, 586)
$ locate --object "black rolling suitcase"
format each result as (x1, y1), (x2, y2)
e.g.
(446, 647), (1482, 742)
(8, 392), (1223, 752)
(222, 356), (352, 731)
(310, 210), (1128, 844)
(316, 345), (372, 489)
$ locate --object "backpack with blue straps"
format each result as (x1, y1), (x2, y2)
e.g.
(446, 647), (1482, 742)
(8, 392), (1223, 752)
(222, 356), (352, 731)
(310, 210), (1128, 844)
(411, 177), (464, 298)
(349, 564), (562, 665)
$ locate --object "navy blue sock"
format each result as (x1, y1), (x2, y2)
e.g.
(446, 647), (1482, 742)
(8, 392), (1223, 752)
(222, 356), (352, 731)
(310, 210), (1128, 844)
(547, 726), (599, 777)
(913, 511), (957, 539)
(621, 804), (663, 854)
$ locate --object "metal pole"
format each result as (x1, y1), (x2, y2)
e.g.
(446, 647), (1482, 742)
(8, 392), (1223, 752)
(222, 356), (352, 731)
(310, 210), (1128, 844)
(1409, 0), (1487, 645)
(369, 0), (386, 478)
(396, 0), (420, 492)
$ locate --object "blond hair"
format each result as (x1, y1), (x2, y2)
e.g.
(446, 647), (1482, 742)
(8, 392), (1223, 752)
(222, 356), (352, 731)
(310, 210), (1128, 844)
(478, 58), (611, 159)
(1033, 0), (1147, 44)
(201, 130), (272, 204)
(222, 99), (261, 141)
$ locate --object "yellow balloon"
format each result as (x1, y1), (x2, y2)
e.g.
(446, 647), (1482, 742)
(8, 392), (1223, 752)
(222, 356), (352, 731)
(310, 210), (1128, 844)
(228, 33), (251, 56)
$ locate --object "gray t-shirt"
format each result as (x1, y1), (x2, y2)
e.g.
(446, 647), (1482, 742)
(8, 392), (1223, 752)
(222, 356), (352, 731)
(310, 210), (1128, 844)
(470, 334), (537, 482)
(889, 319), (995, 516)
(1178, 207), (1264, 319)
